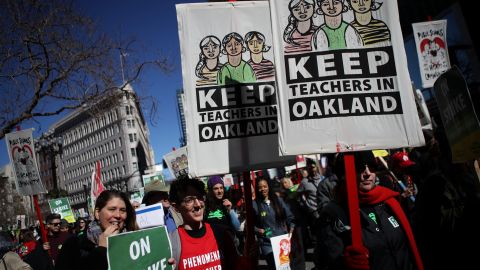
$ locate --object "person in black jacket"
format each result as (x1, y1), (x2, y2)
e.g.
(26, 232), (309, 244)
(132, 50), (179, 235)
(316, 152), (424, 270)
(55, 190), (137, 270)
(204, 175), (240, 233)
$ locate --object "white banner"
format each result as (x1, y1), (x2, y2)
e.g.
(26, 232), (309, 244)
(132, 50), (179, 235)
(412, 20), (450, 88)
(270, 0), (424, 155)
(5, 129), (46, 195)
(176, 2), (293, 177)
(270, 234), (292, 270)
(163, 146), (189, 178)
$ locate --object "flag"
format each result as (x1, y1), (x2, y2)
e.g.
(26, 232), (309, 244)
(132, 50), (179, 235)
(90, 160), (105, 207)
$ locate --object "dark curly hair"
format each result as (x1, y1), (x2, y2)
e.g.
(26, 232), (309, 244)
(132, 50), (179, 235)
(169, 176), (206, 204)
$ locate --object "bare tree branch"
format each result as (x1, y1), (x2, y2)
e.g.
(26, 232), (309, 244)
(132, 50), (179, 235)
(0, 0), (171, 139)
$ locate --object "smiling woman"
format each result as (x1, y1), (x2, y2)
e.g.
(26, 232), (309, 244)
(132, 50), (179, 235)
(54, 190), (138, 270)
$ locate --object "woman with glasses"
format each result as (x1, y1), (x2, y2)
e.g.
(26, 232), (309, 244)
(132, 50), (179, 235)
(55, 190), (137, 270)
(315, 152), (424, 270)
(167, 176), (242, 270)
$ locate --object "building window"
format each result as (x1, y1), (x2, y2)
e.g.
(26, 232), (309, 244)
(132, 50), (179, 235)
(126, 106), (131, 115)
(131, 148), (136, 157)
(133, 133), (137, 141)
(132, 119), (135, 127)
(133, 162), (138, 170)
(129, 134), (134, 143)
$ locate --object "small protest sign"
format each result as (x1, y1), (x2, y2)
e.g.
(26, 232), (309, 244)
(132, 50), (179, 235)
(135, 203), (165, 229)
(5, 128), (46, 195)
(270, 234), (291, 270)
(433, 66), (480, 162)
(48, 197), (76, 223)
(107, 226), (173, 270)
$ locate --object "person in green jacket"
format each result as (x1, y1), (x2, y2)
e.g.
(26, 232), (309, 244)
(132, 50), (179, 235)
(218, 32), (256, 85)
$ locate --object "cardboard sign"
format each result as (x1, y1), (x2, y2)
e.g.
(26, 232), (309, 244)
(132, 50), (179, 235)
(433, 66), (480, 162)
(5, 128), (46, 195)
(270, 234), (291, 270)
(107, 226), (173, 270)
(176, 1), (294, 177)
(163, 146), (189, 179)
(135, 203), (165, 229)
(48, 197), (76, 223)
(269, 0), (424, 155)
(413, 20), (451, 88)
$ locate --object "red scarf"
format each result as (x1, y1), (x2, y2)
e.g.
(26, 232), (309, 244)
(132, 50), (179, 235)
(359, 186), (424, 270)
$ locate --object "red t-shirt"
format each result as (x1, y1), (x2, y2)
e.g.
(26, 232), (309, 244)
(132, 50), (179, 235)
(178, 223), (222, 270)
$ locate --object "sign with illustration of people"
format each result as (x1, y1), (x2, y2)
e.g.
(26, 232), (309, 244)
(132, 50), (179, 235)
(413, 20), (451, 88)
(270, 0), (424, 155)
(5, 128), (46, 196)
(433, 66), (480, 163)
(48, 197), (76, 223)
(107, 226), (173, 270)
(176, 1), (293, 177)
(163, 146), (189, 178)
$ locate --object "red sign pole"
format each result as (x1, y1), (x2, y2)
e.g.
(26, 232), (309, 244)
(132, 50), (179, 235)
(344, 154), (362, 247)
(33, 195), (48, 243)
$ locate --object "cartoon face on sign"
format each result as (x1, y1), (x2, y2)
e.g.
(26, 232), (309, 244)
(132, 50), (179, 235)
(279, 238), (291, 265)
(420, 37), (448, 70)
(11, 145), (36, 179)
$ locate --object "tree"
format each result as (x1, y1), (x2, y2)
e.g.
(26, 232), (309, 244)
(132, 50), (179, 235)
(0, 0), (170, 139)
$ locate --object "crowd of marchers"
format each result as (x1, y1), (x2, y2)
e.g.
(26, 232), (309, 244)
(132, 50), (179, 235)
(1, 129), (480, 270)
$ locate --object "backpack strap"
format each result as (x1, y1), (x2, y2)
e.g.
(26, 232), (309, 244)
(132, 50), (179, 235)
(1, 256), (8, 270)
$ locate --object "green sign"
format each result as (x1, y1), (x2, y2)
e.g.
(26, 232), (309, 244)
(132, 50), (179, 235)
(433, 66), (480, 162)
(107, 226), (173, 270)
(48, 197), (76, 223)
(142, 173), (164, 187)
(130, 188), (145, 204)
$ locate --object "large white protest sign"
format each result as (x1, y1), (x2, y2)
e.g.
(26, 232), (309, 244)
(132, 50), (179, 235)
(270, 0), (424, 155)
(163, 146), (189, 178)
(177, 2), (293, 177)
(5, 129), (46, 195)
(413, 20), (450, 88)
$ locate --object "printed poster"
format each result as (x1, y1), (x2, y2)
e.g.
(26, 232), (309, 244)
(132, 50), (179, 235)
(413, 20), (450, 88)
(433, 66), (480, 162)
(177, 2), (293, 177)
(48, 197), (76, 223)
(5, 128), (46, 195)
(163, 146), (189, 178)
(270, 234), (292, 270)
(270, 0), (424, 155)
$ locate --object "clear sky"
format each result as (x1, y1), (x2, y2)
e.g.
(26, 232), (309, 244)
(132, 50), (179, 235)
(0, 0), (203, 168)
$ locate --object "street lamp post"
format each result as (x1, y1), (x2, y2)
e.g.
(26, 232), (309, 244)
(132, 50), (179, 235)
(35, 131), (63, 194)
